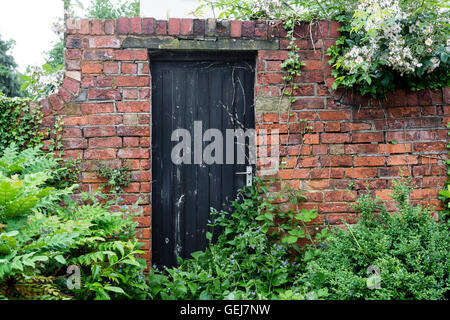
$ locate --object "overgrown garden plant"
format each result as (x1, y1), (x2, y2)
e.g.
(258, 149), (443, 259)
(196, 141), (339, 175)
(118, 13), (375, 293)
(328, 0), (450, 97)
(198, 0), (449, 98)
(147, 176), (327, 300)
(0, 145), (148, 300)
(300, 177), (449, 300)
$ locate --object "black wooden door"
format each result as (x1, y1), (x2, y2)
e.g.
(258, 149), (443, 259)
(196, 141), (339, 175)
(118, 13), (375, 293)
(151, 51), (256, 267)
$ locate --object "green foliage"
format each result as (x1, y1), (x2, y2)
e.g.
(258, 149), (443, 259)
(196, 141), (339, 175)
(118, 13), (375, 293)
(0, 94), (45, 152)
(20, 63), (64, 101)
(199, 1), (449, 98)
(196, 0), (357, 21)
(0, 146), (147, 299)
(0, 34), (22, 97)
(300, 177), (450, 300)
(0, 143), (80, 190)
(86, 0), (140, 19)
(327, 1), (449, 97)
(44, 37), (65, 70)
(255, 176), (323, 254)
(97, 162), (131, 193)
(147, 176), (322, 300)
(47, 116), (64, 153)
(280, 17), (306, 103)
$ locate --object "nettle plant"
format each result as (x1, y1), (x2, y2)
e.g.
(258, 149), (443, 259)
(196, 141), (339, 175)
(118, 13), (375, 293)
(328, 0), (450, 97)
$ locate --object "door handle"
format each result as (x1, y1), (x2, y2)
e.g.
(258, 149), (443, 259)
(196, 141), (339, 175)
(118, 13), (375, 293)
(236, 165), (253, 187)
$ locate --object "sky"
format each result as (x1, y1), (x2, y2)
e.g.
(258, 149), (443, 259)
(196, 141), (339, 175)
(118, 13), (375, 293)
(0, 0), (213, 73)
(0, 0), (64, 72)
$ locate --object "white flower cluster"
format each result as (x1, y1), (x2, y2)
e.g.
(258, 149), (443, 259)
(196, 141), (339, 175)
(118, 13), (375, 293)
(25, 65), (64, 98)
(251, 0), (284, 17)
(342, 0), (441, 76)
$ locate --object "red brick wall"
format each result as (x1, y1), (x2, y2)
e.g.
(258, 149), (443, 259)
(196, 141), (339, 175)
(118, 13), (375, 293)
(38, 18), (449, 265)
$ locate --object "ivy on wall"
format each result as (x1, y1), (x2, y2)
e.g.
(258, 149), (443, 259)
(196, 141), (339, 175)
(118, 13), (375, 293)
(0, 94), (45, 153)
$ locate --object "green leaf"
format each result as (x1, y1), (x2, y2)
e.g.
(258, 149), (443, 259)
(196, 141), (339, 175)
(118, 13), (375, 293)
(104, 285), (127, 295)
(54, 255), (66, 264)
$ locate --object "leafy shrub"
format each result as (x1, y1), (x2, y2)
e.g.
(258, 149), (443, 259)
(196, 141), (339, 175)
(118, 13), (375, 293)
(0, 145), (148, 300)
(196, 0), (357, 20)
(300, 178), (449, 300)
(147, 177), (324, 300)
(20, 63), (63, 101)
(0, 34), (22, 97)
(0, 94), (45, 152)
(0, 143), (80, 190)
(198, 1), (449, 98)
(327, 0), (449, 97)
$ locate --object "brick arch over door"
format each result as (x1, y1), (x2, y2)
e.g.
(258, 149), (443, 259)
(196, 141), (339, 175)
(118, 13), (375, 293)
(37, 17), (450, 266)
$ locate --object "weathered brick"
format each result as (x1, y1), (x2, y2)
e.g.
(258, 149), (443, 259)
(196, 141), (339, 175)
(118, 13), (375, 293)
(105, 19), (115, 34)
(121, 63), (138, 74)
(242, 20), (255, 37)
(230, 20), (242, 37)
(321, 133), (351, 144)
(89, 137), (122, 148)
(87, 89), (121, 101)
(89, 37), (120, 48)
(318, 110), (350, 120)
(81, 62), (102, 74)
(155, 20), (167, 34)
(123, 88), (139, 99)
(181, 19), (193, 35)
(142, 18), (155, 34)
(117, 101), (150, 113)
(81, 102), (114, 114)
(114, 49), (148, 61)
(345, 168), (378, 178)
(82, 49), (114, 60)
(103, 62), (119, 74)
(352, 132), (384, 143)
(84, 126), (116, 137)
(88, 115), (122, 125)
(49, 94), (64, 111)
(387, 155), (419, 166)
(255, 21), (267, 38)
(91, 20), (104, 35)
(131, 171), (151, 182)
(320, 156), (352, 167)
(115, 76), (150, 87)
(85, 149), (116, 159)
(193, 19), (205, 36)
(117, 17), (129, 34)
(168, 18), (180, 35)
(117, 126), (150, 137)
(354, 156), (385, 167)
(118, 149), (150, 159)
(130, 17), (142, 34)
(258, 50), (289, 60)
(414, 141), (446, 152)
(123, 137), (140, 147)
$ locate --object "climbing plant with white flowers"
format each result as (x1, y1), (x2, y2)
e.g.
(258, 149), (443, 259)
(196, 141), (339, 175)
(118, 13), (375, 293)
(198, 0), (449, 97)
(328, 0), (449, 97)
